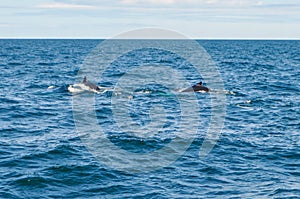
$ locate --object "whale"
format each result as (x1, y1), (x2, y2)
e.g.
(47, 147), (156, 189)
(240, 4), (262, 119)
(181, 82), (209, 92)
(68, 76), (101, 93)
(82, 76), (100, 91)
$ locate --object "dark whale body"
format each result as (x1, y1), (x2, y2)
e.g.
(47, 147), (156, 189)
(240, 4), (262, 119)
(82, 76), (100, 91)
(182, 82), (209, 92)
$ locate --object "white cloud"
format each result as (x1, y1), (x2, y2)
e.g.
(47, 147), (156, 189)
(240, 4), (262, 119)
(120, 0), (260, 6)
(121, 0), (176, 4)
(2, 0), (299, 38)
(0, 23), (11, 28)
(35, 3), (97, 10)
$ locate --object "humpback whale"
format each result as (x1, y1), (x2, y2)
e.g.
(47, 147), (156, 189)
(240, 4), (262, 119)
(82, 76), (100, 91)
(68, 76), (100, 93)
(181, 82), (209, 92)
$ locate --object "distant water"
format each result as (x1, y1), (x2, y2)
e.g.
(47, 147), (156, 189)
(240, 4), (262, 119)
(0, 39), (299, 198)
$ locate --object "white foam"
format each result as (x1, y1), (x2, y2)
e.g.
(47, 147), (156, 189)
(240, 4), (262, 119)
(47, 85), (55, 89)
(209, 89), (236, 95)
(245, 100), (252, 104)
(195, 90), (207, 93)
(68, 84), (85, 93)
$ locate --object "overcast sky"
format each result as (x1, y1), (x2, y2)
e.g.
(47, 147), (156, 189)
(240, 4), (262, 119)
(1, 0), (300, 39)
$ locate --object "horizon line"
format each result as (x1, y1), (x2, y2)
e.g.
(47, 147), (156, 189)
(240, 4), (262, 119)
(0, 37), (300, 40)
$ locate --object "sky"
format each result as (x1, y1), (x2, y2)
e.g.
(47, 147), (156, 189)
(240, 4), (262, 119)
(0, 0), (300, 39)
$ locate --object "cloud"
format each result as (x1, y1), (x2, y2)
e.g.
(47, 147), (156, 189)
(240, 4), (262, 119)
(0, 23), (11, 28)
(120, 0), (260, 7)
(121, 0), (176, 4)
(35, 3), (97, 10)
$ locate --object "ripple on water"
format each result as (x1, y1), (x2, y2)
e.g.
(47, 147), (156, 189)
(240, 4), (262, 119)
(0, 40), (300, 198)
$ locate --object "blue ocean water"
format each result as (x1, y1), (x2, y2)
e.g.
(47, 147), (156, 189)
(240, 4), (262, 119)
(0, 39), (299, 198)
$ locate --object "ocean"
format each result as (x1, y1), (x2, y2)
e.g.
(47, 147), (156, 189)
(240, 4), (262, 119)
(0, 39), (299, 198)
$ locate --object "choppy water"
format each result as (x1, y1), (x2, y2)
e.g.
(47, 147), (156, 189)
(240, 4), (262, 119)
(0, 39), (299, 198)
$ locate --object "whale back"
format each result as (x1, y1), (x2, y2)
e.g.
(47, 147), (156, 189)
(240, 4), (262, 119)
(82, 77), (100, 91)
(181, 82), (209, 92)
